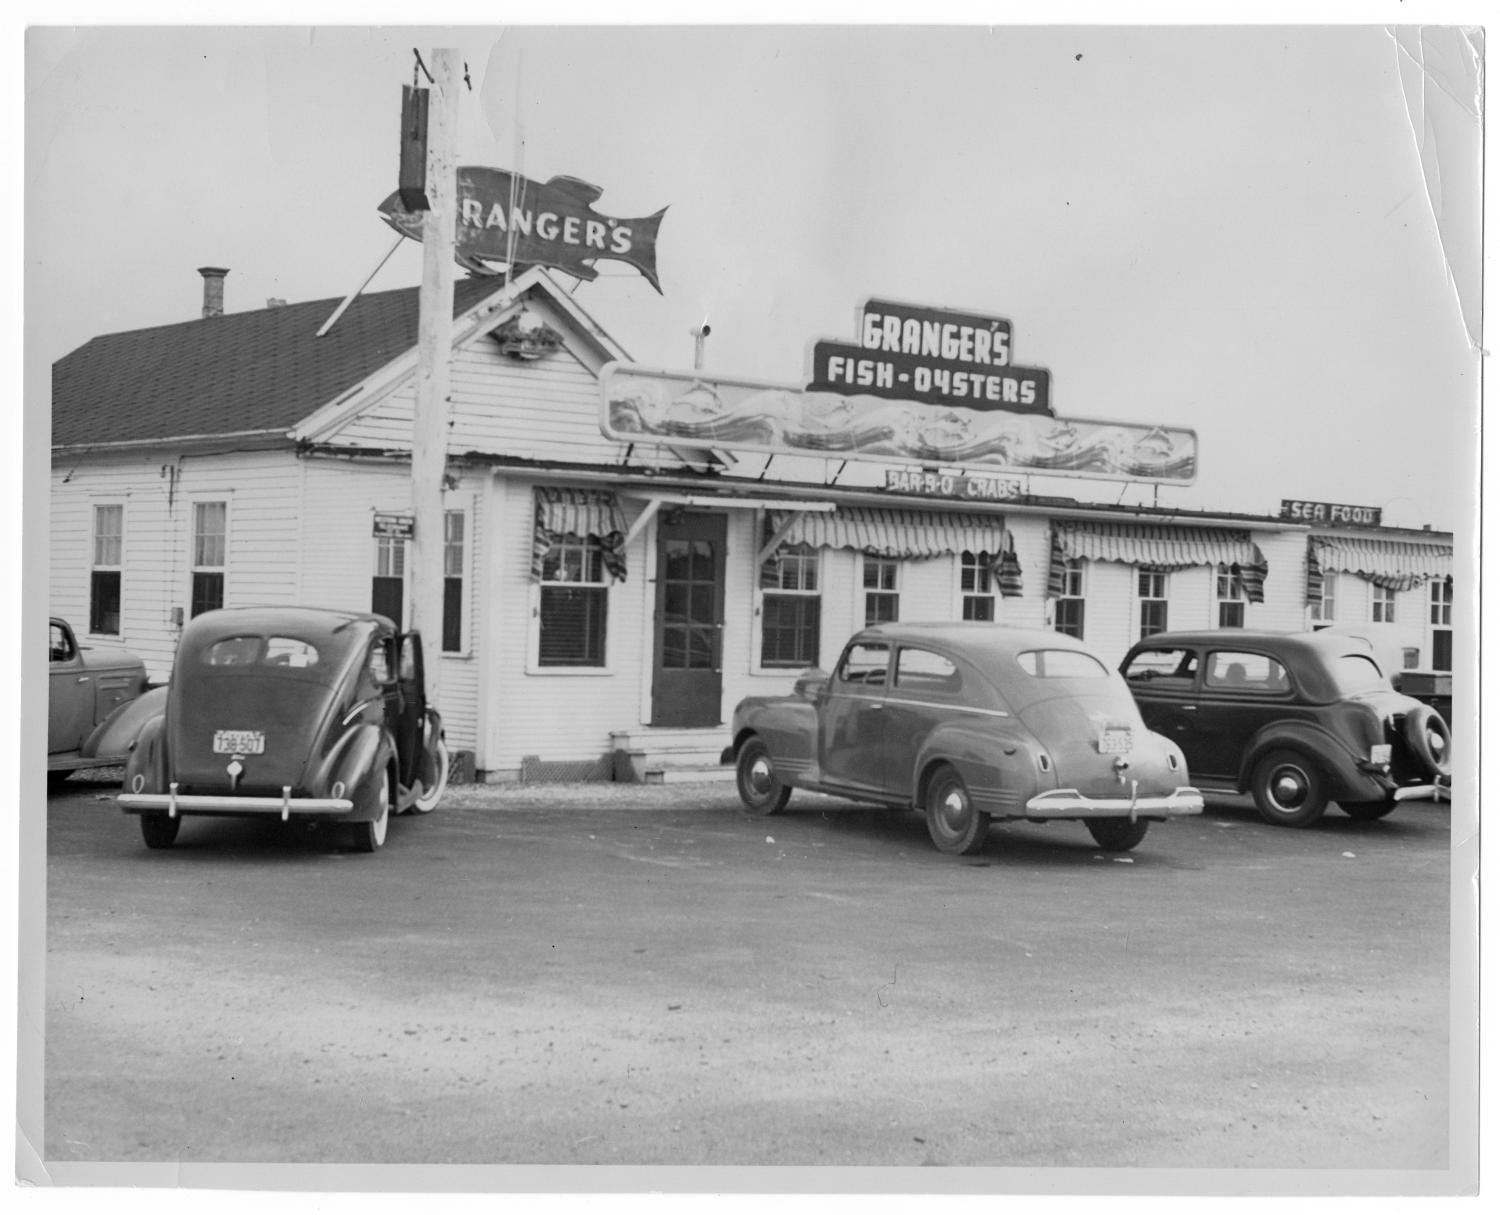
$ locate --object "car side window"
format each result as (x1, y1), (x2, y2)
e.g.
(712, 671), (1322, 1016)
(1204, 651), (1289, 693)
(367, 640), (394, 686)
(894, 647), (960, 694)
(50, 623), (75, 663)
(1123, 647), (1198, 688)
(836, 642), (889, 687)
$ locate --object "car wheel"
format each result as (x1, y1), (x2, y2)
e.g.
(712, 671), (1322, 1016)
(1341, 800), (1398, 821)
(1402, 705), (1452, 779)
(924, 763), (991, 855)
(1086, 818), (1150, 851)
(408, 736), (449, 814)
(735, 737), (791, 815)
(139, 814), (180, 849)
(1251, 749), (1328, 827)
(353, 768), (391, 852)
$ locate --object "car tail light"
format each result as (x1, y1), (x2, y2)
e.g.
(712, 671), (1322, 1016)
(1036, 752), (1053, 774)
(1368, 744), (1392, 767)
(1166, 751), (1180, 772)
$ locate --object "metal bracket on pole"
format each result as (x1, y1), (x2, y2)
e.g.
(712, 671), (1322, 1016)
(317, 236), (406, 338)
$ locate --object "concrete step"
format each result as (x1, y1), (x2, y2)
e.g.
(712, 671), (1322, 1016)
(645, 765), (736, 785)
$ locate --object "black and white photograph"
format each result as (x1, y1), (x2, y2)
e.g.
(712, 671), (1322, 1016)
(14, 4), (1484, 1201)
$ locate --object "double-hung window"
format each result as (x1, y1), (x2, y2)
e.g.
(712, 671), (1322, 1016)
(1138, 567), (1168, 639)
(1216, 563), (1246, 628)
(761, 545), (821, 668)
(372, 533), (406, 625)
(1054, 557), (1085, 639)
(538, 534), (609, 666)
(1310, 573), (1336, 624)
(443, 510), (465, 653)
(1429, 577), (1452, 671)
(1372, 584), (1397, 624)
(960, 550), (995, 621)
(90, 504), (123, 635)
(863, 556), (899, 625)
(191, 502), (227, 617)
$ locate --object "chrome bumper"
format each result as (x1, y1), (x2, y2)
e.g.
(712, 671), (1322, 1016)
(120, 782), (354, 822)
(1023, 785), (1204, 820)
(1391, 780), (1451, 804)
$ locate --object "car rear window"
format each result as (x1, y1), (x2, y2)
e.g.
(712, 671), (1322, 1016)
(1328, 653), (1389, 695)
(203, 635), (321, 668)
(894, 647), (960, 692)
(1017, 649), (1109, 678)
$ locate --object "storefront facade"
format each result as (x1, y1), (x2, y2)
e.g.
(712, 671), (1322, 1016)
(50, 269), (1456, 781)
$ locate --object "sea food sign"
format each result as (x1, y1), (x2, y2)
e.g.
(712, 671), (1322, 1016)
(600, 297), (1198, 485)
(379, 168), (666, 292)
(1281, 500), (1383, 527)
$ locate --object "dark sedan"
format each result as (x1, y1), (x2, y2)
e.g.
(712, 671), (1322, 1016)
(1120, 629), (1450, 827)
(113, 606), (448, 851)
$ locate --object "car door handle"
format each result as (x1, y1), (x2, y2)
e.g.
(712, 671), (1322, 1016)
(1180, 704), (1197, 711)
(76, 676), (90, 683)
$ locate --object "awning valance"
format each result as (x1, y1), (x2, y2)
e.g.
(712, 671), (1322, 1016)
(1311, 535), (1452, 592)
(530, 487), (628, 583)
(764, 506), (1021, 597)
(766, 506), (1011, 561)
(1051, 520), (1267, 603)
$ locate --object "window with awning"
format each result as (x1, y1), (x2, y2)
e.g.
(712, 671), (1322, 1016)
(763, 506), (1022, 597)
(1048, 520), (1268, 604)
(1304, 534), (1452, 599)
(530, 487), (628, 583)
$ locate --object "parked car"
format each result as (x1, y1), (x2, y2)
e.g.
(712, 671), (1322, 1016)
(722, 622), (1203, 856)
(1119, 629), (1451, 827)
(113, 606), (449, 851)
(48, 616), (150, 785)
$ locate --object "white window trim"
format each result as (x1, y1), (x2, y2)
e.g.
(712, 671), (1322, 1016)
(87, 501), (126, 639)
(188, 497), (230, 615)
(1135, 564), (1170, 637)
(754, 543), (824, 675)
(858, 553), (902, 627)
(1053, 556), (1086, 638)
(1215, 562), (1247, 628)
(442, 504), (472, 658)
(525, 536), (616, 676)
(958, 550), (997, 622)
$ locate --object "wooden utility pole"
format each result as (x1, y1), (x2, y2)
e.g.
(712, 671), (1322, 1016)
(411, 47), (459, 710)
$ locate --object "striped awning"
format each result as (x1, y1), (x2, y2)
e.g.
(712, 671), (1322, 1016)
(530, 487), (628, 583)
(767, 506), (1011, 561)
(1311, 535), (1452, 592)
(1051, 520), (1267, 604)
(1304, 540), (1325, 606)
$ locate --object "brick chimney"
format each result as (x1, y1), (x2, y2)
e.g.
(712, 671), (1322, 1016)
(197, 266), (229, 318)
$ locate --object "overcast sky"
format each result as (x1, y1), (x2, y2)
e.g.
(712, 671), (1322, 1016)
(23, 16), (1483, 531)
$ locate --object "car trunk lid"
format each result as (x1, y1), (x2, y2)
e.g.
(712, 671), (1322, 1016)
(168, 671), (336, 794)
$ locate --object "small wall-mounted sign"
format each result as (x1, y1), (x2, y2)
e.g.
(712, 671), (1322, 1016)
(373, 512), (415, 539)
(1280, 500), (1383, 527)
(885, 468), (1024, 502)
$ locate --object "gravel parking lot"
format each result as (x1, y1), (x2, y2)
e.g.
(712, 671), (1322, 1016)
(36, 769), (1463, 1184)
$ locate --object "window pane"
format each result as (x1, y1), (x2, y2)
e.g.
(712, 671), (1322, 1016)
(1017, 649), (1109, 678)
(762, 595), (820, 667)
(372, 575), (403, 625)
(89, 570), (121, 635)
(93, 505), (123, 566)
(1124, 647), (1198, 687)
(1205, 651), (1288, 691)
(539, 586), (607, 665)
(445, 511), (465, 577)
(838, 643), (889, 684)
(443, 576), (462, 652)
(963, 597), (994, 622)
(895, 647), (959, 692)
(191, 571), (224, 617)
(194, 502), (226, 567)
(1055, 598), (1085, 639)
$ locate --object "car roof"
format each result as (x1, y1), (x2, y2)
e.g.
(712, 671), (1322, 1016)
(851, 621), (1098, 657)
(1125, 629), (1374, 657)
(179, 605), (393, 646)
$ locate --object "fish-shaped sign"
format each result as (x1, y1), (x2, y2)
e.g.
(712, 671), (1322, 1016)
(378, 168), (667, 293)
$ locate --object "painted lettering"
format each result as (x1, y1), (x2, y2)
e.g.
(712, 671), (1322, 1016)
(562, 215), (582, 245)
(536, 212), (560, 240)
(585, 219), (607, 248)
(461, 198), (485, 226)
(610, 225), (632, 254)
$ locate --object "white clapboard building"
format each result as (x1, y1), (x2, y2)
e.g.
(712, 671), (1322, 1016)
(50, 268), (1456, 781)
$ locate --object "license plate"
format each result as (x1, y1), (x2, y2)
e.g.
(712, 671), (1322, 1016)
(213, 729), (265, 755)
(1098, 728), (1133, 755)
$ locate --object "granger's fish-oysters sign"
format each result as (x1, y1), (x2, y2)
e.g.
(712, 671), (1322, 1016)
(379, 167), (667, 292)
(600, 297), (1198, 485)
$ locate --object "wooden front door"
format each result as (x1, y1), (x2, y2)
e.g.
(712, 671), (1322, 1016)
(651, 511), (726, 727)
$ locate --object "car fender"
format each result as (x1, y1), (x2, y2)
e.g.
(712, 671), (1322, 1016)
(86, 685), (169, 760)
(318, 723), (396, 820)
(121, 713), (169, 794)
(730, 698), (819, 774)
(911, 718), (1037, 814)
(1239, 721), (1369, 796)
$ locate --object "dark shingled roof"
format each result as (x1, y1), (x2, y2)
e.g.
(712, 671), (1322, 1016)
(52, 276), (509, 447)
